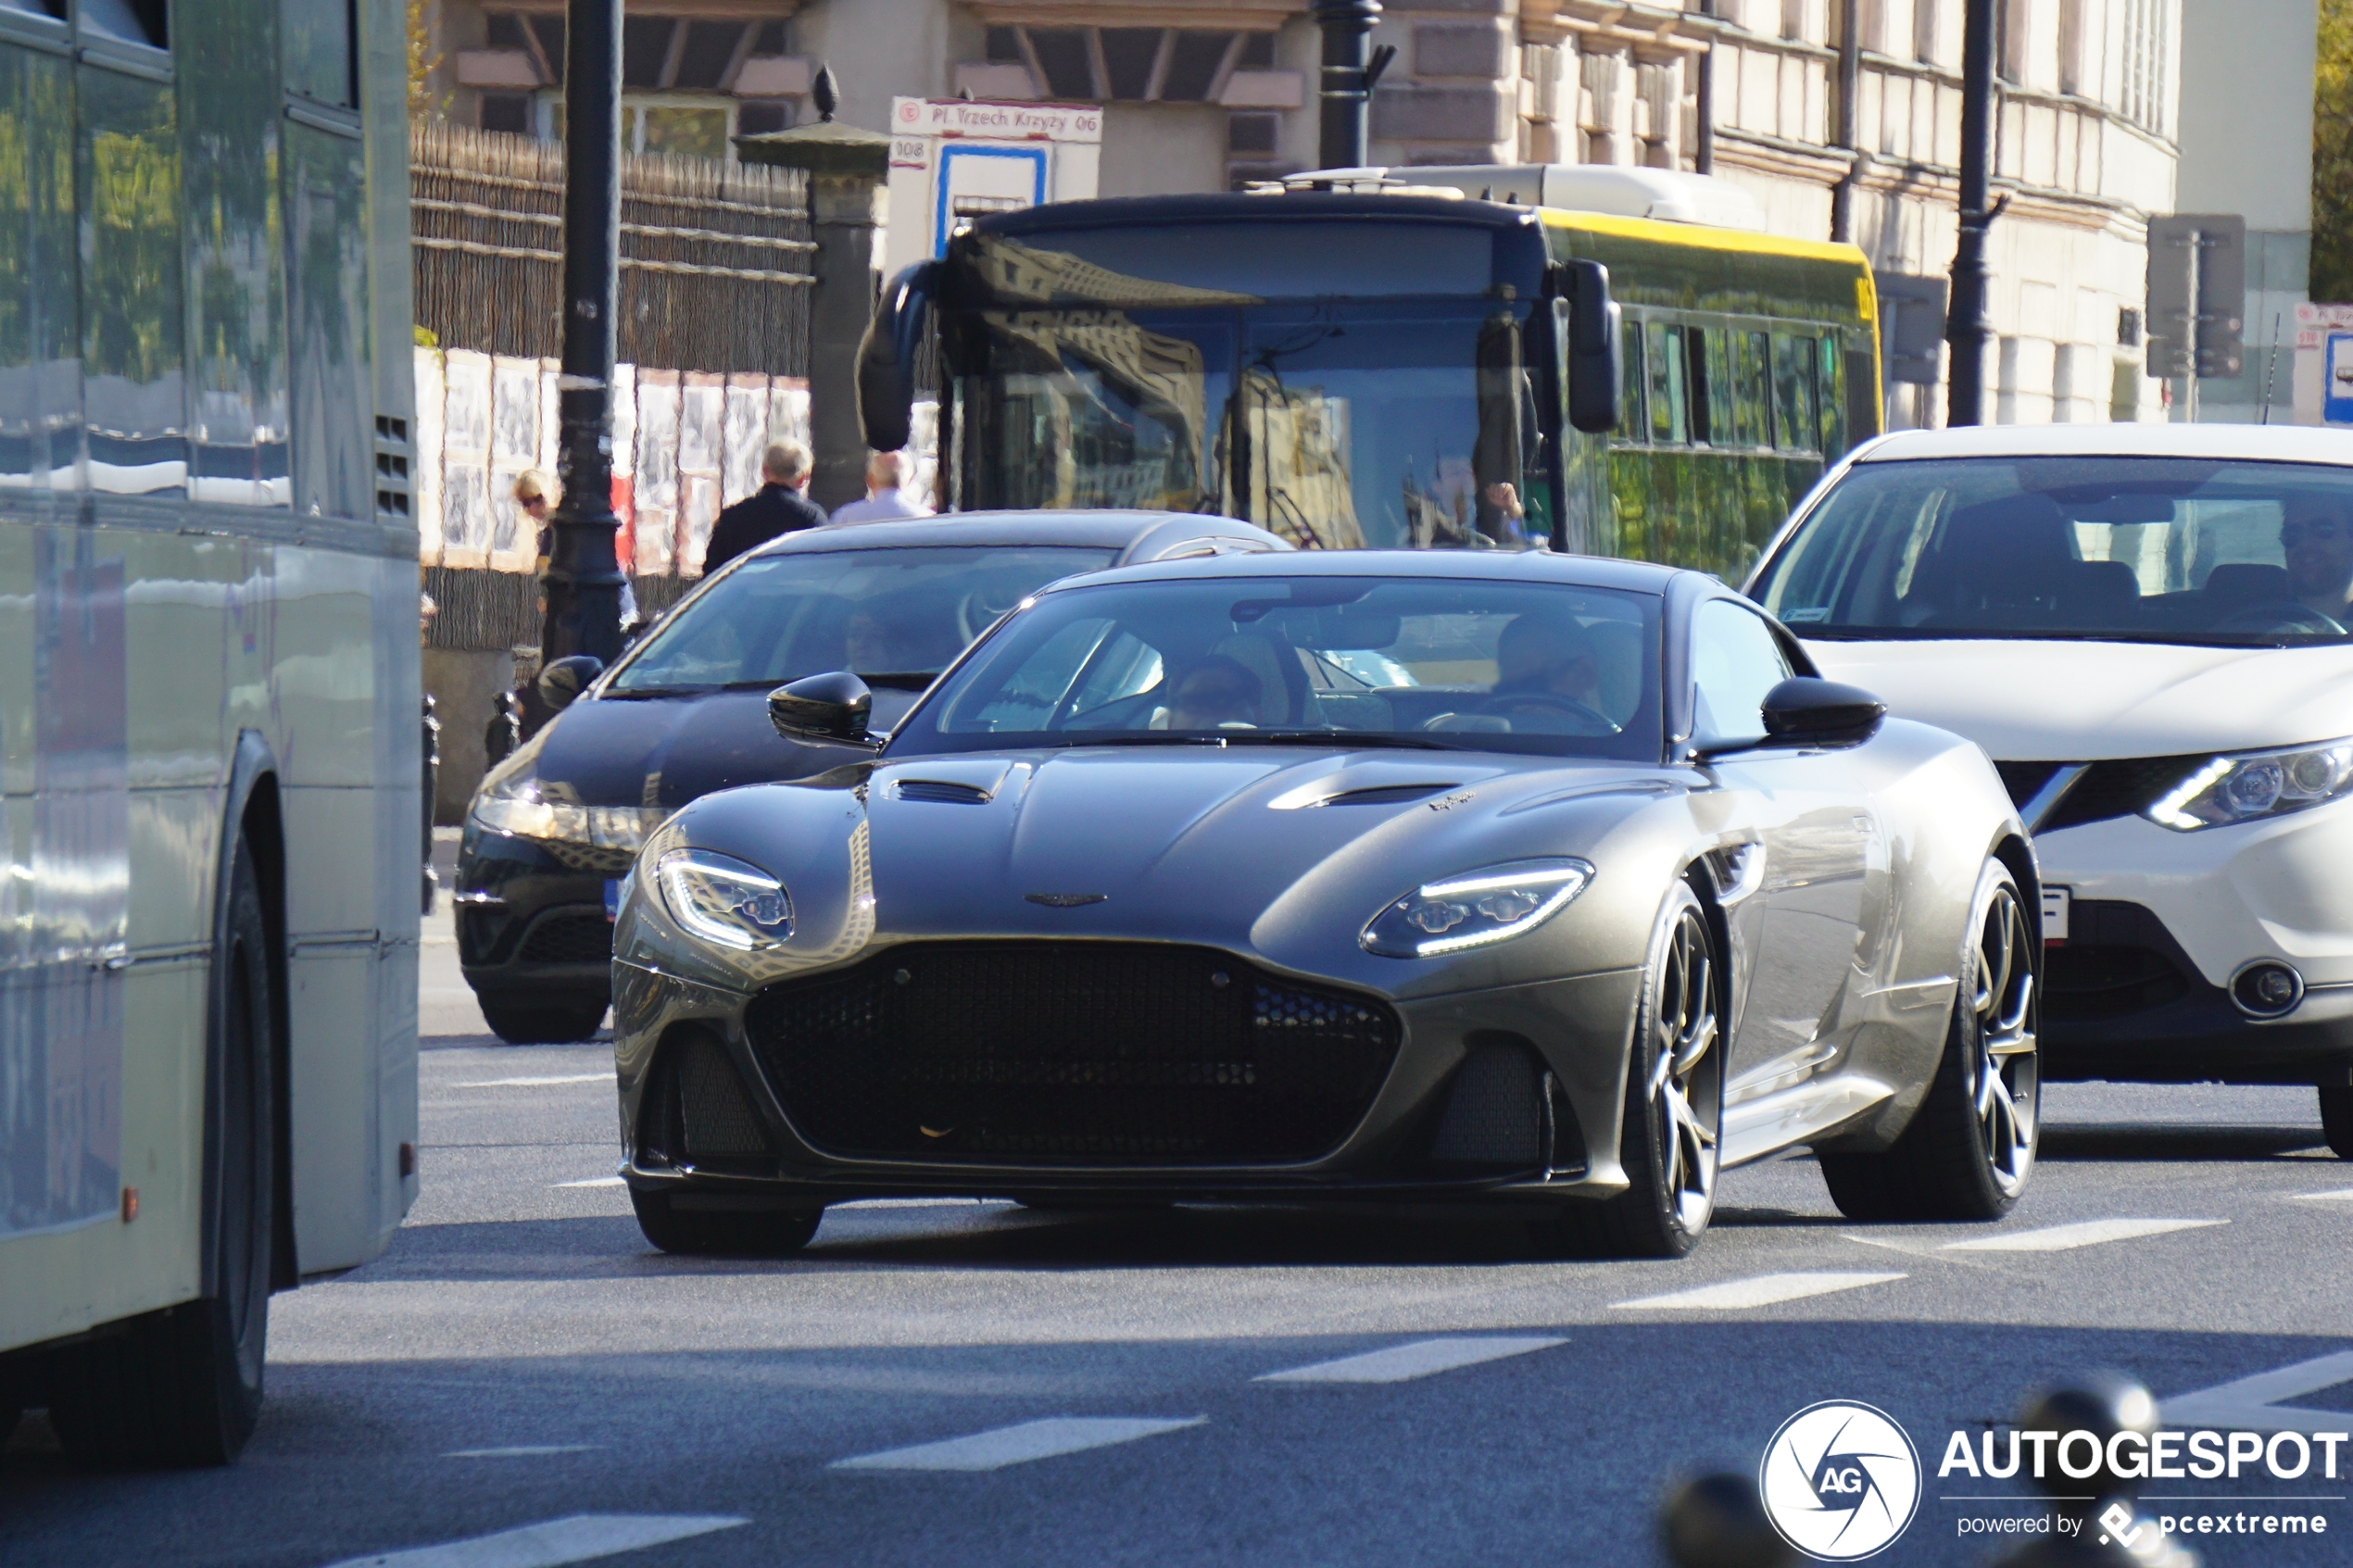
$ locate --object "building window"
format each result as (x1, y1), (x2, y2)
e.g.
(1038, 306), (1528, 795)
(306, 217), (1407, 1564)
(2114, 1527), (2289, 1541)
(987, 24), (1266, 102)
(737, 100), (791, 137)
(1228, 111), (1279, 155)
(481, 93), (532, 134)
(2117, 0), (2168, 132)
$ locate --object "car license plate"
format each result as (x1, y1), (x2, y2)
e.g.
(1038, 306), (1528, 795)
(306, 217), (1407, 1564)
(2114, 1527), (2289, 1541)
(604, 879), (623, 922)
(2041, 884), (2070, 944)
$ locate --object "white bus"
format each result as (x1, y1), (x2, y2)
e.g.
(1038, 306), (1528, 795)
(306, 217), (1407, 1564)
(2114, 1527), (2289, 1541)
(1, 0), (419, 1461)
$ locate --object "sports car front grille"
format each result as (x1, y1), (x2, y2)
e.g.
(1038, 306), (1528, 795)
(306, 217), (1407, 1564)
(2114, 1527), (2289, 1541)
(518, 910), (615, 966)
(744, 941), (1401, 1165)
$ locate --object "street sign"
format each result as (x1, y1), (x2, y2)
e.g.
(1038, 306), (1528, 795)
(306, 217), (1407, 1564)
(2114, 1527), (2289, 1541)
(883, 97), (1102, 279)
(2326, 332), (2353, 424)
(2145, 214), (2246, 380)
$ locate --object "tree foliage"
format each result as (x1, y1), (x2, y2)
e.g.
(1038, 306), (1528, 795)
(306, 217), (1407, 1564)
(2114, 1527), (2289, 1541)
(2316, 0), (2353, 300)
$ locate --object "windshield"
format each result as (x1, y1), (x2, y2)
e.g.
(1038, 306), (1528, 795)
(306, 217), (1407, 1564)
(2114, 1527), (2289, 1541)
(889, 575), (1662, 760)
(956, 303), (1544, 551)
(1753, 457), (2353, 645)
(607, 546), (1115, 694)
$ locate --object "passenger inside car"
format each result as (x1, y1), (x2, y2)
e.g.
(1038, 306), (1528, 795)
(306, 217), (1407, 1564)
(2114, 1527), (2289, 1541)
(2281, 493), (2353, 624)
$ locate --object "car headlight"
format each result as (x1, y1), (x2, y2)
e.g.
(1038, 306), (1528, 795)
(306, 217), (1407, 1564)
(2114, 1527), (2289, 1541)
(656, 847), (794, 948)
(470, 769), (668, 850)
(2146, 739), (2353, 831)
(1361, 859), (1593, 958)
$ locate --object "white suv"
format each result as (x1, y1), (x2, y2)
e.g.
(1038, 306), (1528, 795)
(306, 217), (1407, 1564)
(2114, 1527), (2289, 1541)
(1747, 421), (2353, 1157)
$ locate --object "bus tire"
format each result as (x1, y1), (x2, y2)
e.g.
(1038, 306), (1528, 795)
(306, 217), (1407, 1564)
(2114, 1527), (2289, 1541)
(480, 998), (608, 1045)
(630, 1187), (821, 1257)
(50, 835), (275, 1467)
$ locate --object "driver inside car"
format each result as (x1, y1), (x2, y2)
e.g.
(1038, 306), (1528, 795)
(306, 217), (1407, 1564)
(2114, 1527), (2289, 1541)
(1493, 614), (1605, 710)
(1156, 656), (1265, 730)
(2281, 493), (2353, 628)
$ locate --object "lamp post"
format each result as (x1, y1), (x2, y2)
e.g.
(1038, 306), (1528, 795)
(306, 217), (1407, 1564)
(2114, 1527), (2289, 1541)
(537, 0), (627, 712)
(1310, 0), (1394, 170)
(1944, 0), (1998, 426)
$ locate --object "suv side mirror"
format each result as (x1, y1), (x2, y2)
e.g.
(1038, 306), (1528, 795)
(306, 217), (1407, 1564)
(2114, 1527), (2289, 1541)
(536, 655), (605, 712)
(1561, 259), (1622, 434)
(769, 671), (877, 746)
(1760, 677), (1885, 746)
(857, 261), (938, 454)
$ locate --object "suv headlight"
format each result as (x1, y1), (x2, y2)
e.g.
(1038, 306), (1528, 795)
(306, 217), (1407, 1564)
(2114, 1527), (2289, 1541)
(656, 848), (794, 948)
(2147, 739), (2353, 831)
(1361, 859), (1593, 958)
(470, 768), (668, 850)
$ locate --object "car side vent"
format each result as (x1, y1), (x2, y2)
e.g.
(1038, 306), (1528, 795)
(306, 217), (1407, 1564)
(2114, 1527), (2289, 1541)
(1428, 1039), (1545, 1173)
(637, 1033), (774, 1169)
(897, 779), (992, 805)
(1322, 784), (1454, 807)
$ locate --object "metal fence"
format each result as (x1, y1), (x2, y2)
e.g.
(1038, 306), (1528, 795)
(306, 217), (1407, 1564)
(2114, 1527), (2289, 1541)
(411, 122), (814, 376)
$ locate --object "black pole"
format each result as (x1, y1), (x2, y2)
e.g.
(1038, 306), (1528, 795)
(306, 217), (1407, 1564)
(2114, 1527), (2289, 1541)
(1312, 0), (1382, 169)
(540, 0), (626, 704)
(1944, 0), (1996, 425)
(1830, 0), (1860, 241)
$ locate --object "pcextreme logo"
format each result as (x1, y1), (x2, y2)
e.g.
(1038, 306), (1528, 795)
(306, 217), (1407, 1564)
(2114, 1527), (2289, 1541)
(1759, 1400), (1924, 1562)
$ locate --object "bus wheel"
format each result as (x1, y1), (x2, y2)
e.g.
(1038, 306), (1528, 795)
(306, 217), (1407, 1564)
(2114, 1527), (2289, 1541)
(51, 835), (276, 1466)
(480, 998), (608, 1044)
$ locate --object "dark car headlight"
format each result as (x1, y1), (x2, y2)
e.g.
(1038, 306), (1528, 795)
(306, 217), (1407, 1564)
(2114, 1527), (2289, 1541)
(1361, 859), (1594, 958)
(470, 757), (668, 851)
(2146, 738), (2353, 831)
(656, 847), (794, 948)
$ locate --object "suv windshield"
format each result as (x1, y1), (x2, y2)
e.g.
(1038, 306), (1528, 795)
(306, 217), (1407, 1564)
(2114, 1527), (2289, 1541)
(608, 546), (1116, 694)
(889, 575), (1661, 760)
(1753, 457), (2353, 645)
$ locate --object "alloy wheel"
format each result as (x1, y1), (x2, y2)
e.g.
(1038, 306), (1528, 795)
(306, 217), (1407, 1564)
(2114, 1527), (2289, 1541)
(1645, 909), (1722, 1235)
(1971, 883), (2040, 1197)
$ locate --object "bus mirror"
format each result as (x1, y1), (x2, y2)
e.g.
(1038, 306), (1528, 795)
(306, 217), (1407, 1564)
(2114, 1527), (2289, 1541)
(857, 261), (939, 454)
(1562, 259), (1622, 434)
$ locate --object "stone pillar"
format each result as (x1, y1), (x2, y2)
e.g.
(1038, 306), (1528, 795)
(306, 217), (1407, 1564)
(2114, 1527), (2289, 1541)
(738, 113), (892, 512)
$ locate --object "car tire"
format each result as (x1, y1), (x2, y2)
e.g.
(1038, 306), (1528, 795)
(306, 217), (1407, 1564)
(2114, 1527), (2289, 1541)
(1819, 859), (2040, 1223)
(48, 835), (275, 1467)
(630, 1188), (823, 1257)
(2322, 1087), (2353, 1160)
(1542, 881), (1723, 1261)
(480, 999), (608, 1045)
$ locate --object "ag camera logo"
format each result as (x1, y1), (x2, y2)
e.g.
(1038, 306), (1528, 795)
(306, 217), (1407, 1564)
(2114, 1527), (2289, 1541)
(1760, 1400), (1923, 1561)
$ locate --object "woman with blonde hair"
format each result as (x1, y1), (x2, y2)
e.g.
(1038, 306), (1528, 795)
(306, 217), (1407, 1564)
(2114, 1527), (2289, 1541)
(514, 468), (637, 630)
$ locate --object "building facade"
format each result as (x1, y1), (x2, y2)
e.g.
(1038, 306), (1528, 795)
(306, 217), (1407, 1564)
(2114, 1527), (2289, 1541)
(409, 0), (2191, 428)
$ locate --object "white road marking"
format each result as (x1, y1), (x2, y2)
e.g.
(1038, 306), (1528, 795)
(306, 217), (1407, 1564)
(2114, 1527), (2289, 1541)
(2162, 1350), (2353, 1435)
(1941, 1218), (2225, 1252)
(2292, 1187), (2353, 1202)
(831, 1416), (1204, 1473)
(1612, 1272), (1906, 1311)
(444, 1445), (601, 1458)
(554, 1177), (627, 1189)
(454, 1073), (612, 1089)
(319, 1513), (745, 1568)
(1256, 1336), (1566, 1385)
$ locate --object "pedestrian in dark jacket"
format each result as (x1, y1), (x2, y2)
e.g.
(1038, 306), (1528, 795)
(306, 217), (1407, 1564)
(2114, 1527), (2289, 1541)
(704, 440), (824, 572)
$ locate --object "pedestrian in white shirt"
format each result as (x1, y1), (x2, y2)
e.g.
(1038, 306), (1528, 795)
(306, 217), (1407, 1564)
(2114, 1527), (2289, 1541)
(829, 451), (933, 524)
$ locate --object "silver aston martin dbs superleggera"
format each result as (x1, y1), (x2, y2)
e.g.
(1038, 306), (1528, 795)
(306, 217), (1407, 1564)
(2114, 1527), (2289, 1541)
(609, 551), (2040, 1260)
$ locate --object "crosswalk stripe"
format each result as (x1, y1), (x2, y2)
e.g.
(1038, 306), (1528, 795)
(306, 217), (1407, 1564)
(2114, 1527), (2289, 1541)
(554, 1177), (626, 1189)
(831, 1416), (1203, 1473)
(1612, 1272), (1906, 1311)
(1941, 1218), (2224, 1252)
(1256, 1336), (1566, 1385)
(455, 1073), (612, 1089)
(319, 1513), (745, 1568)
(2291, 1187), (2353, 1202)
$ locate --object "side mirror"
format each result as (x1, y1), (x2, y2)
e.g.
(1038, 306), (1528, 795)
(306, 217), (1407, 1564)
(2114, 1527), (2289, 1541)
(1760, 677), (1885, 746)
(536, 655), (605, 712)
(856, 260), (938, 454)
(769, 671), (877, 746)
(1560, 259), (1622, 434)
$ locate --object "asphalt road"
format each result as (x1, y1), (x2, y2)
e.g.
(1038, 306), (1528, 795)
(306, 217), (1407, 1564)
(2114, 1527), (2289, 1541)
(4, 866), (2348, 1568)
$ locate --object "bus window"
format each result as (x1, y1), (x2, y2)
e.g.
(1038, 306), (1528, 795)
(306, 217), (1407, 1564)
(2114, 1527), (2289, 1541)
(1692, 327), (1728, 446)
(1817, 334), (1846, 456)
(1648, 322), (1689, 445)
(1617, 320), (1647, 445)
(1771, 331), (1818, 455)
(1732, 331), (1770, 450)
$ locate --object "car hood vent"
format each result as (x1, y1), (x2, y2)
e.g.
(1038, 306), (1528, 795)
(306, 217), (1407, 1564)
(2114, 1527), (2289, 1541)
(896, 778), (993, 805)
(1317, 784), (1455, 807)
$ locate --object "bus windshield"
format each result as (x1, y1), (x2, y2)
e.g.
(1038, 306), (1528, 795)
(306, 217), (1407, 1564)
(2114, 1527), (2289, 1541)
(1753, 456), (2353, 646)
(944, 220), (1552, 551)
